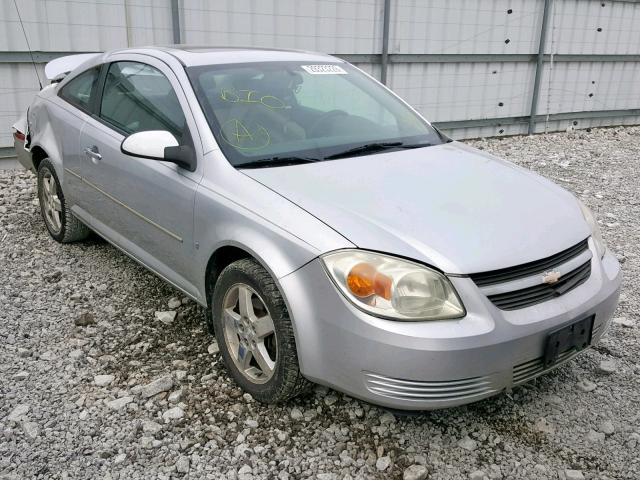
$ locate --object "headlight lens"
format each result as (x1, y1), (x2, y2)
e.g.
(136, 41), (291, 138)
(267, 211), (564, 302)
(577, 199), (606, 258)
(321, 250), (465, 321)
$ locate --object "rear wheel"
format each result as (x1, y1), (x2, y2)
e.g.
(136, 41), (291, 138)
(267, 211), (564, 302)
(37, 159), (90, 243)
(212, 258), (311, 403)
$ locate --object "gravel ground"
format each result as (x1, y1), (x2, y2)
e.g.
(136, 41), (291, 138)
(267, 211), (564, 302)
(1, 126), (639, 480)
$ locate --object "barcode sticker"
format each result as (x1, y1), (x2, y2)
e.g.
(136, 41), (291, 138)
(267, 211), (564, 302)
(301, 64), (348, 75)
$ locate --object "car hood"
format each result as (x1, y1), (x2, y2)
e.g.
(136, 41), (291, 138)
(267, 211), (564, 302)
(243, 142), (590, 274)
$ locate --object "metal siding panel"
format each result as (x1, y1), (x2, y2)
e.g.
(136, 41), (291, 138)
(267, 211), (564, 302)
(390, 0), (544, 55)
(181, 0), (382, 54)
(352, 62), (381, 79)
(534, 115), (640, 135)
(538, 61), (640, 115)
(549, 0), (640, 55)
(387, 61), (535, 123)
(0, 0), (173, 51)
(126, 2), (174, 46)
(0, 62), (45, 147)
(444, 123), (528, 140)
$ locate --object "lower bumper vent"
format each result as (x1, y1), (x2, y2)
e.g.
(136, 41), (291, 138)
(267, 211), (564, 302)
(363, 372), (497, 402)
(513, 348), (582, 385)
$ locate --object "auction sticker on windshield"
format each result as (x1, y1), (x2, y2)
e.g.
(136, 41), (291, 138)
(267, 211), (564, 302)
(301, 65), (347, 75)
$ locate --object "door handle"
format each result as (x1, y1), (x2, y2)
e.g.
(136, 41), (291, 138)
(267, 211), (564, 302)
(84, 146), (102, 161)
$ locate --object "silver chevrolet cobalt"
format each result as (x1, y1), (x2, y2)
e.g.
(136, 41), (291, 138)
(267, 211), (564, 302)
(17, 47), (621, 410)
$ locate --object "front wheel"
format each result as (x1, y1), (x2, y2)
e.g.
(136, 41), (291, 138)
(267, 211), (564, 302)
(37, 159), (90, 243)
(212, 258), (311, 403)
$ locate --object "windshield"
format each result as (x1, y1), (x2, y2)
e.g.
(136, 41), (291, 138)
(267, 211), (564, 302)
(187, 61), (444, 167)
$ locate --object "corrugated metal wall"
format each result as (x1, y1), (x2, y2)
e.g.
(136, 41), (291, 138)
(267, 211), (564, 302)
(0, 0), (174, 50)
(181, 0), (383, 53)
(1, 0), (639, 155)
(386, 0), (542, 139)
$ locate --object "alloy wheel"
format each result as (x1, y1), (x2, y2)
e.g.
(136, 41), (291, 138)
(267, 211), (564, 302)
(221, 283), (278, 384)
(41, 171), (62, 234)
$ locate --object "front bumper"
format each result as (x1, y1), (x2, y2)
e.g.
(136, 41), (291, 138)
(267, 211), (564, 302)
(280, 242), (621, 410)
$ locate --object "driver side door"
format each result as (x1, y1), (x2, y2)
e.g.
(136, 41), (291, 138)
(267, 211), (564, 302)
(75, 56), (203, 298)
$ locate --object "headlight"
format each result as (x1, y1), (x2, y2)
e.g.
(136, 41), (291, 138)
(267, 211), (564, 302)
(321, 250), (465, 321)
(577, 199), (606, 258)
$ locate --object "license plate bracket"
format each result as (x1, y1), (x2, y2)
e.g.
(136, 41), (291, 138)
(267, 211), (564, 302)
(543, 315), (594, 369)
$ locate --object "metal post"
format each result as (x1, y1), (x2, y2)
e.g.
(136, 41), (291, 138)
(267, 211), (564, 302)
(528, 0), (552, 135)
(171, 0), (181, 45)
(380, 0), (391, 85)
(124, 0), (133, 47)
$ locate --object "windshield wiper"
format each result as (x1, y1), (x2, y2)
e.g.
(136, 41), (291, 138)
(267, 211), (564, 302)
(236, 156), (321, 169)
(325, 142), (431, 160)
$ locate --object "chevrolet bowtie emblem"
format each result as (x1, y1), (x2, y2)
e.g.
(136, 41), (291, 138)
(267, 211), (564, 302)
(542, 270), (562, 285)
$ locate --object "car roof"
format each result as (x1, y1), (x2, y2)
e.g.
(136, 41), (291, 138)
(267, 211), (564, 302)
(113, 45), (343, 67)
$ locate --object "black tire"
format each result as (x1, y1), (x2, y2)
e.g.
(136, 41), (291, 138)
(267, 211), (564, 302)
(212, 258), (312, 403)
(37, 159), (90, 243)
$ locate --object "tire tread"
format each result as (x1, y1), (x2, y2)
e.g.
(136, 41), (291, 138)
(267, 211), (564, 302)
(37, 159), (90, 243)
(213, 258), (312, 403)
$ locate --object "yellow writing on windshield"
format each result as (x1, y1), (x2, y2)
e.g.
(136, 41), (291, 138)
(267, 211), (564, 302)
(220, 118), (271, 150)
(220, 89), (286, 109)
(230, 119), (254, 143)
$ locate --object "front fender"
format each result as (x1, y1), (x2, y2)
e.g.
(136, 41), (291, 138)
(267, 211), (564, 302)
(193, 167), (354, 300)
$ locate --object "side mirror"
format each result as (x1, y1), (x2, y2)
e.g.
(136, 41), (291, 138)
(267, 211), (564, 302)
(120, 130), (196, 172)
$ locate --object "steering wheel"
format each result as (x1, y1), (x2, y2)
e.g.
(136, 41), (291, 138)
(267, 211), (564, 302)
(307, 110), (348, 137)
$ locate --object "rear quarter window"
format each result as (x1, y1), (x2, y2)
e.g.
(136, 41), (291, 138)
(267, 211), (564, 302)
(58, 67), (101, 112)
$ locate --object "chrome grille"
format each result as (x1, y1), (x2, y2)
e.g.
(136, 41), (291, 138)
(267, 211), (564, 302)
(363, 372), (497, 402)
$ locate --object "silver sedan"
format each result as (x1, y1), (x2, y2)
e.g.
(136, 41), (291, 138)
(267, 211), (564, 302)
(17, 46), (621, 410)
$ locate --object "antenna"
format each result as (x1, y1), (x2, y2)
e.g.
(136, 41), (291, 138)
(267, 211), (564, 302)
(13, 0), (43, 89)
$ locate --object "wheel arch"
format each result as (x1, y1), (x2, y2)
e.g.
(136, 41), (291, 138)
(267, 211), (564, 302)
(203, 242), (309, 355)
(204, 241), (301, 306)
(30, 145), (49, 172)
(204, 244), (253, 305)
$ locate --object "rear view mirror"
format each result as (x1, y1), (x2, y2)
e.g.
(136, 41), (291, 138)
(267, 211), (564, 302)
(121, 130), (196, 171)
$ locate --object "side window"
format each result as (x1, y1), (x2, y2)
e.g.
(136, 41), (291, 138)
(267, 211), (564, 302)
(58, 67), (101, 112)
(99, 61), (185, 138)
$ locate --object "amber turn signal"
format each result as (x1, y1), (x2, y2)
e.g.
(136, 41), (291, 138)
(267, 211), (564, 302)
(346, 263), (392, 300)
